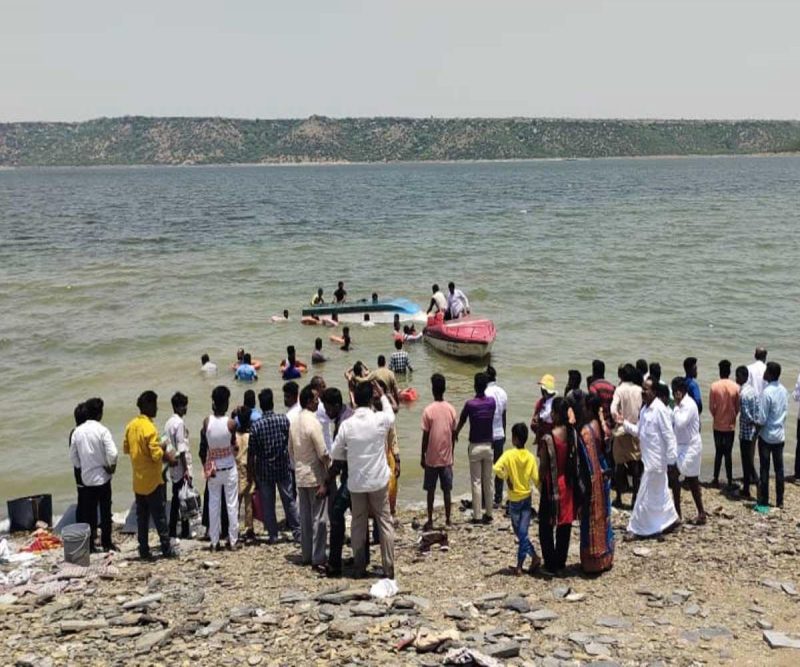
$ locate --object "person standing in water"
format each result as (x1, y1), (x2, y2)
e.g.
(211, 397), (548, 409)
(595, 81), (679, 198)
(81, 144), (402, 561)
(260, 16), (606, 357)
(333, 281), (347, 303)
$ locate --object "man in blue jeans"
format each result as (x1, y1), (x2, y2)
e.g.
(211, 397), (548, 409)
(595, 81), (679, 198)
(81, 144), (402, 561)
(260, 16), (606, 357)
(757, 362), (789, 509)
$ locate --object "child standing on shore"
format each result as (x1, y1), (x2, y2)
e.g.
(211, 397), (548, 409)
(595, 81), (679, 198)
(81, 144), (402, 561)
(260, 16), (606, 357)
(493, 423), (541, 575)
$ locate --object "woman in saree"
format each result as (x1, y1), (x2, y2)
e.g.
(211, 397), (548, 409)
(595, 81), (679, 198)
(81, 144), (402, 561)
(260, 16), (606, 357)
(577, 393), (615, 573)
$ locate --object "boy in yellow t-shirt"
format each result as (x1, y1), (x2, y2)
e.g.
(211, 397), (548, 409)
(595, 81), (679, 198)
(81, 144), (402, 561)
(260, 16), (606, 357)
(492, 423), (541, 575)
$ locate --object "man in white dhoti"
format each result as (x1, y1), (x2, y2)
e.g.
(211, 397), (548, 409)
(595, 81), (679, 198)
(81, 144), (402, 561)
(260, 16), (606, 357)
(616, 378), (680, 538)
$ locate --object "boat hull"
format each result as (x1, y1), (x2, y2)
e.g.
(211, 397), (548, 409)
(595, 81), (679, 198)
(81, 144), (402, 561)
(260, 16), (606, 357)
(424, 334), (494, 359)
(302, 297), (420, 318)
(423, 316), (496, 359)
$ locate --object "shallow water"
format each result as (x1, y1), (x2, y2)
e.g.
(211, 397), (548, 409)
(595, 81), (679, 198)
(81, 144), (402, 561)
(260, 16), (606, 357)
(1, 157), (799, 516)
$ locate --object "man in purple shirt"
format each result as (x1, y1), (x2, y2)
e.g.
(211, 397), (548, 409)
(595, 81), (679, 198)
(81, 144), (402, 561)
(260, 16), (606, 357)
(455, 372), (496, 523)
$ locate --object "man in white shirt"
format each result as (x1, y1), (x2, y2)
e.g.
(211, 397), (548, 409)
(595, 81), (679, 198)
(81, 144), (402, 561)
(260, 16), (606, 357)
(200, 353), (218, 377)
(485, 365), (508, 508)
(283, 381), (301, 500)
(445, 281), (470, 320)
(427, 283), (448, 315)
(69, 397), (118, 551)
(165, 392), (193, 541)
(331, 381), (396, 579)
(617, 378), (680, 538)
(746, 347), (767, 399)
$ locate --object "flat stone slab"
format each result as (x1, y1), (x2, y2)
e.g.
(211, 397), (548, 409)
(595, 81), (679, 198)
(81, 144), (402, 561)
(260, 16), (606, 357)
(316, 589), (370, 605)
(327, 617), (377, 639)
(350, 601), (386, 617)
(502, 596), (531, 613)
(198, 618), (227, 637)
(595, 617), (632, 629)
(585, 642), (612, 656)
(279, 590), (309, 604)
(763, 631), (800, 649)
(524, 609), (559, 622)
(59, 619), (109, 634)
(698, 626), (733, 641)
(135, 628), (172, 652)
(482, 641), (521, 659)
(122, 593), (162, 610)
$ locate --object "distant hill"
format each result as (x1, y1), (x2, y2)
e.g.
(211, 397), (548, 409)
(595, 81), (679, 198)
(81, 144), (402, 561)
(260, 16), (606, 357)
(1, 116), (799, 166)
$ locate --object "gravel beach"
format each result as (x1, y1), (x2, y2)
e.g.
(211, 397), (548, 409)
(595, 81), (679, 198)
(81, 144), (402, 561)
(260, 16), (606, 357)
(2, 483), (799, 666)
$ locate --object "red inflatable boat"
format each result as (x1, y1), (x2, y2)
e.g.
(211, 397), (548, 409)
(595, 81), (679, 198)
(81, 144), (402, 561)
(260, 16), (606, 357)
(423, 314), (496, 359)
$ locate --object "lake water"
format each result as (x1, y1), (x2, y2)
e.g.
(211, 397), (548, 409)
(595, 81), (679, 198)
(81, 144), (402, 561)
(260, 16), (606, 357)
(1, 157), (799, 517)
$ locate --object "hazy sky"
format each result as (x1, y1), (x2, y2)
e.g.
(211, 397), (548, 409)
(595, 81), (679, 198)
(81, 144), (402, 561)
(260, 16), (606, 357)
(2, 0), (799, 122)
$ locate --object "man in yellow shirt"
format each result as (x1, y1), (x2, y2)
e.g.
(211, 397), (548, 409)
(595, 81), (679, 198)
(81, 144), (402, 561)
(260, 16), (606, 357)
(492, 423), (541, 575)
(124, 391), (176, 560)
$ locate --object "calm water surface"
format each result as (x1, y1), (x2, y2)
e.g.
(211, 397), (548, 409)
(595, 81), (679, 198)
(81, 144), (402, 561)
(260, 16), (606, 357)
(1, 157), (799, 516)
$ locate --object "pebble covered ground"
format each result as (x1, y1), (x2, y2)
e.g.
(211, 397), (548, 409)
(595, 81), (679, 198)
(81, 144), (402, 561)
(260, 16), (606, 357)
(2, 482), (799, 666)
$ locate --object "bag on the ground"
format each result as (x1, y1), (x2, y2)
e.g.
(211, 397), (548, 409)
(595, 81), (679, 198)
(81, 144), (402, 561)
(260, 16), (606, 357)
(178, 482), (202, 521)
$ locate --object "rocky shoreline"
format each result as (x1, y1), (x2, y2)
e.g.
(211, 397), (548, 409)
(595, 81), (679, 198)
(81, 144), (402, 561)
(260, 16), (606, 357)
(2, 483), (799, 666)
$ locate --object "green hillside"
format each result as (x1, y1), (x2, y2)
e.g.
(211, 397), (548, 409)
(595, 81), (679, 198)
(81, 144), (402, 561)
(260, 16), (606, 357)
(1, 116), (799, 166)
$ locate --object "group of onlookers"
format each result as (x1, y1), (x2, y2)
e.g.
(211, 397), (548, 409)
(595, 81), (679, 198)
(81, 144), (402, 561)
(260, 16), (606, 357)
(66, 344), (798, 582)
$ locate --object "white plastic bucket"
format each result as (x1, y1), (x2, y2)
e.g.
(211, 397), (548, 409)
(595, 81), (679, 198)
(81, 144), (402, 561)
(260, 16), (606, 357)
(62, 522), (91, 566)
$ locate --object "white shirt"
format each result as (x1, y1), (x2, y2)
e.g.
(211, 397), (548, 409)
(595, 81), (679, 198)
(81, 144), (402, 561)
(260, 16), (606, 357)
(432, 290), (447, 312)
(286, 402), (301, 422)
(746, 360), (766, 398)
(316, 402), (333, 452)
(331, 396), (395, 493)
(164, 413), (192, 482)
(538, 395), (555, 423)
(201, 361), (218, 376)
(286, 402), (301, 466)
(447, 289), (470, 318)
(672, 396), (701, 449)
(792, 373), (800, 404)
(70, 420), (118, 487)
(485, 381), (508, 440)
(623, 398), (677, 473)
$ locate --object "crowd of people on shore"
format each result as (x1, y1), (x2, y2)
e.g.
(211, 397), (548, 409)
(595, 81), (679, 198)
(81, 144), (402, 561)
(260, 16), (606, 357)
(66, 345), (799, 580)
